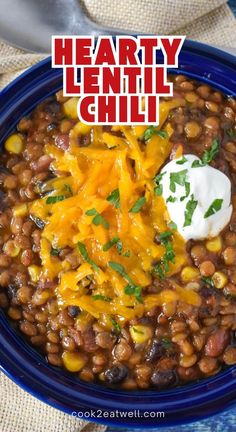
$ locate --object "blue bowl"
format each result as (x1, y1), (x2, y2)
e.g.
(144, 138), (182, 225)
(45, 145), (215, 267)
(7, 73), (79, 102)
(1, 39), (236, 428)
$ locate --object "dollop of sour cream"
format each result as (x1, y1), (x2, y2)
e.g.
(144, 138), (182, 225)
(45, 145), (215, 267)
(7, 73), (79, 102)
(160, 154), (232, 241)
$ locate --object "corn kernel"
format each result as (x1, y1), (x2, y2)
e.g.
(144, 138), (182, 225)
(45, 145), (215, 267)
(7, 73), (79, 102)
(62, 351), (87, 372)
(28, 265), (41, 283)
(63, 97), (79, 119)
(212, 271), (228, 289)
(73, 121), (92, 135)
(3, 240), (20, 257)
(206, 236), (222, 253)
(130, 325), (153, 343)
(13, 203), (28, 217)
(5, 134), (24, 154)
(181, 266), (200, 283)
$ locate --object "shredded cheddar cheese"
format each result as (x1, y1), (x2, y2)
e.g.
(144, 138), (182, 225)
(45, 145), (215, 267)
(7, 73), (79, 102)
(29, 97), (201, 324)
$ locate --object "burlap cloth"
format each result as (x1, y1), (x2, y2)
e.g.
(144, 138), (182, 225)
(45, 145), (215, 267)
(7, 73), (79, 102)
(1, 1), (236, 431)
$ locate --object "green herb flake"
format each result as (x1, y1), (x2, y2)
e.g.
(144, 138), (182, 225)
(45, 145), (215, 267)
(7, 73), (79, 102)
(161, 337), (173, 350)
(202, 276), (214, 287)
(86, 208), (109, 229)
(183, 194), (198, 227)
(204, 198), (223, 218)
(110, 317), (121, 333)
(156, 130), (168, 139)
(129, 196), (146, 213)
(153, 171), (166, 196)
(169, 169), (188, 193)
(50, 247), (60, 256)
(154, 184), (163, 196)
(167, 221), (177, 231)
(180, 181), (190, 202)
(192, 139), (220, 168)
(85, 208), (97, 216)
(154, 172), (166, 184)
(77, 242), (99, 272)
(159, 231), (172, 242)
(92, 294), (112, 302)
(106, 188), (120, 209)
(103, 237), (119, 252)
(132, 326), (144, 334)
(92, 213), (109, 229)
(124, 284), (143, 303)
(153, 230), (176, 280)
(202, 138), (220, 164)
(191, 159), (203, 168)
(176, 156), (187, 165)
(46, 195), (66, 204)
(143, 126), (168, 142)
(122, 250), (131, 257)
(108, 261), (142, 303)
(227, 128), (235, 138)
(63, 184), (73, 195)
(166, 196), (176, 203)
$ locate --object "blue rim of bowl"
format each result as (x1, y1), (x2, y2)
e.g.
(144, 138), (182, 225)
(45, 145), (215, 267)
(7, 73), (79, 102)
(0, 39), (236, 428)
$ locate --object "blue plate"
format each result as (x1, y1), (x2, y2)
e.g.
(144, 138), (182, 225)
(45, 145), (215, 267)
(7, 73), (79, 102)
(0, 39), (236, 428)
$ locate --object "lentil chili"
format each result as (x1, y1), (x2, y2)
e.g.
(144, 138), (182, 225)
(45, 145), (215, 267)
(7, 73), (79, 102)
(0, 75), (236, 389)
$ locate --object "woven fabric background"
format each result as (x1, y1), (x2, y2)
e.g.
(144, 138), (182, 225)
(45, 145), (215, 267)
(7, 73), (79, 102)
(0, 1), (236, 431)
(0, 0), (236, 88)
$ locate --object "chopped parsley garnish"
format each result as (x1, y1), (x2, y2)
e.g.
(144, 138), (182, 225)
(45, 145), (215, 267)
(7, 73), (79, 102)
(124, 284), (143, 303)
(154, 184), (163, 196)
(50, 247), (60, 256)
(176, 156), (187, 165)
(103, 236), (119, 251)
(202, 276), (214, 287)
(46, 195), (66, 204)
(166, 196), (176, 203)
(129, 196), (146, 213)
(122, 250), (131, 257)
(159, 231), (172, 242)
(180, 181), (190, 202)
(192, 138), (220, 168)
(227, 128), (235, 138)
(161, 337), (173, 350)
(143, 126), (168, 142)
(63, 184), (73, 195)
(132, 326), (144, 334)
(167, 221), (177, 231)
(106, 188), (120, 209)
(92, 294), (112, 302)
(202, 138), (220, 164)
(153, 229), (175, 279)
(108, 261), (143, 303)
(183, 194), (198, 227)
(110, 317), (121, 333)
(169, 169), (187, 193)
(108, 261), (133, 284)
(85, 208), (109, 229)
(77, 242), (99, 272)
(154, 171), (166, 196)
(204, 198), (223, 218)
(116, 240), (123, 254)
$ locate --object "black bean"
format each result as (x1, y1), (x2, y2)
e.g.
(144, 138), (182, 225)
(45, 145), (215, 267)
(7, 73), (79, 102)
(105, 364), (128, 384)
(47, 123), (57, 132)
(145, 338), (166, 362)
(45, 101), (61, 115)
(30, 215), (45, 230)
(7, 284), (18, 300)
(68, 305), (81, 318)
(151, 369), (176, 388)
